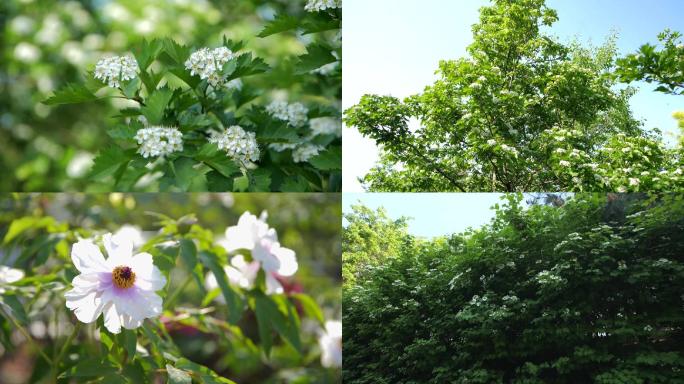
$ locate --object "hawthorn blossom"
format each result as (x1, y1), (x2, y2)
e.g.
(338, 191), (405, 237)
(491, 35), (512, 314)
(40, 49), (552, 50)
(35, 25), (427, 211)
(65, 233), (166, 334)
(94, 55), (139, 88)
(559, 160), (571, 167)
(318, 320), (342, 368)
(135, 126), (183, 158)
(293, 144), (323, 163)
(266, 101), (309, 127)
(184, 47), (234, 86)
(304, 0), (342, 12)
(309, 117), (341, 137)
(208, 125), (260, 164)
(219, 211), (298, 294)
(628, 178), (640, 187)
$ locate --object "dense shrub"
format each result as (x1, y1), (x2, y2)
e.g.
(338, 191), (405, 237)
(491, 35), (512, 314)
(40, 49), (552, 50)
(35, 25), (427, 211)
(343, 194), (684, 383)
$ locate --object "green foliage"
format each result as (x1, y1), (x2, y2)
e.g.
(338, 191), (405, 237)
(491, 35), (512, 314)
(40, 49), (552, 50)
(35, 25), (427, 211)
(345, 0), (683, 192)
(343, 194), (684, 383)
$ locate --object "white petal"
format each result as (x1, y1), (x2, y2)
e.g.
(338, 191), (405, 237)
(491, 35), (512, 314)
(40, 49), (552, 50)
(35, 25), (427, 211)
(103, 302), (122, 334)
(265, 273), (284, 295)
(253, 240), (280, 272)
(71, 240), (108, 274)
(135, 265), (166, 291)
(130, 252), (153, 277)
(274, 246), (297, 277)
(0, 266), (24, 283)
(121, 313), (143, 330)
(65, 288), (105, 324)
(103, 233), (134, 266)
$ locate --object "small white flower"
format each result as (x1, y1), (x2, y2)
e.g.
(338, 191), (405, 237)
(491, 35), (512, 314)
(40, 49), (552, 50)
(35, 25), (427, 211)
(221, 212), (298, 294)
(487, 139), (497, 146)
(318, 320), (342, 368)
(309, 117), (341, 137)
(628, 178), (640, 186)
(559, 160), (571, 167)
(266, 101), (309, 128)
(268, 143), (298, 152)
(184, 47), (234, 87)
(14, 42), (41, 63)
(555, 148), (566, 154)
(209, 125), (260, 164)
(293, 144), (323, 163)
(304, 0), (342, 12)
(0, 266), (24, 294)
(64, 233), (166, 334)
(134, 126), (183, 158)
(94, 55), (139, 88)
(462, 113), (473, 120)
(617, 186), (627, 193)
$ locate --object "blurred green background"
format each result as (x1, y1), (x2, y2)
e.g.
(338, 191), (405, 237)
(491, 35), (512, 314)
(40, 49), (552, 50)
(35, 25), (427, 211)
(0, 192), (341, 383)
(0, 0), (341, 191)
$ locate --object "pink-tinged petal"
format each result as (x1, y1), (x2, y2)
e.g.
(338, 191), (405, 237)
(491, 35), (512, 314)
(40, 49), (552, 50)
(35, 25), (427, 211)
(71, 240), (108, 274)
(253, 240), (281, 272)
(274, 246), (297, 277)
(265, 273), (284, 294)
(103, 302), (122, 334)
(65, 288), (105, 323)
(103, 233), (134, 267)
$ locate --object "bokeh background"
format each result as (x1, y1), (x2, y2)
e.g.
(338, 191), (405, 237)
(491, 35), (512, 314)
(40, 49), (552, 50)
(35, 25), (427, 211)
(0, 0), (341, 191)
(0, 193), (341, 383)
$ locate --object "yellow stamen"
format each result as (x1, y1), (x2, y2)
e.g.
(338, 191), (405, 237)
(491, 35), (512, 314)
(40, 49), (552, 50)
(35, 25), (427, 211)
(112, 265), (136, 289)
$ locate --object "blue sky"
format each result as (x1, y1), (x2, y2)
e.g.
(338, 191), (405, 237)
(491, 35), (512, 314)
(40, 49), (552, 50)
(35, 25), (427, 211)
(343, 193), (507, 237)
(343, 0), (684, 192)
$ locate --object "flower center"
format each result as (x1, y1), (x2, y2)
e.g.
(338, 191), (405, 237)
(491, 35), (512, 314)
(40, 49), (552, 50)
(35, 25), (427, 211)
(112, 266), (136, 289)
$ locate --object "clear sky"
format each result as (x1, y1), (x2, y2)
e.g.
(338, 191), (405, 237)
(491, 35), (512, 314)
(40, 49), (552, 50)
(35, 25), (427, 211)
(343, 193), (507, 237)
(343, 0), (684, 192)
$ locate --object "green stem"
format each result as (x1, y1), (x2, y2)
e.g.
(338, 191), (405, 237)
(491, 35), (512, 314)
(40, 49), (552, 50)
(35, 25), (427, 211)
(0, 307), (52, 364)
(165, 275), (193, 310)
(52, 322), (81, 381)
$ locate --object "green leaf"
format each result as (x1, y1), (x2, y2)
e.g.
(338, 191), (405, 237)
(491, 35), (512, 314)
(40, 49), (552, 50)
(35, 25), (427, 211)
(166, 364), (192, 384)
(179, 238), (205, 294)
(206, 171), (233, 192)
(295, 44), (337, 74)
(233, 175), (249, 192)
(195, 146), (240, 179)
(121, 77), (141, 99)
(279, 175), (310, 192)
(0, 294), (28, 325)
(89, 147), (132, 181)
(4, 216), (56, 244)
(59, 357), (118, 378)
(308, 145), (341, 170)
(142, 87), (174, 125)
(172, 157), (206, 192)
(162, 39), (191, 65)
(292, 293), (325, 326)
(257, 13), (300, 37)
(199, 251), (243, 324)
(107, 125), (138, 141)
(121, 329), (137, 360)
(224, 53), (270, 82)
(175, 358), (236, 384)
(248, 169), (272, 191)
(253, 293), (302, 356)
(301, 12), (340, 35)
(133, 38), (163, 70)
(42, 83), (100, 105)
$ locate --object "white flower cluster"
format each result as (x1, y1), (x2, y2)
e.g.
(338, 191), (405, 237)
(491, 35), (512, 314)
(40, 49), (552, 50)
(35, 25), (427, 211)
(293, 144), (323, 163)
(184, 46), (234, 86)
(135, 126), (183, 158)
(304, 0), (342, 12)
(266, 101), (308, 127)
(309, 117), (341, 137)
(209, 125), (260, 164)
(94, 55), (139, 88)
(535, 270), (564, 285)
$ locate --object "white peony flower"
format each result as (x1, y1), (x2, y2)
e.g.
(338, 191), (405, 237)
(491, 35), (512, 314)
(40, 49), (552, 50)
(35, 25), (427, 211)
(184, 47), (234, 87)
(0, 266), (24, 294)
(134, 126), (183, 158)
(64, 233), (166, 334)
(266, 101), (309, 128)
(304, 0), (342, 12)
(292, 144), (323, 163)
(94, 55), (139, 88)
(220, 211), (298, 295)
(318, 320), (342, 368)
(208, 125), (260, 164)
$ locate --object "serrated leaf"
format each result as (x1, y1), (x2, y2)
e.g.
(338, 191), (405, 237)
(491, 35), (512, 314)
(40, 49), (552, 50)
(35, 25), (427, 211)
(142, 87), (174, 125)
(248, 169), (272, 191)
(233, 175), (249, 192)
(89, 147), (132, 181)
(257, 13), (300, 37)
(295, 44), (337, 74)
(224, 53), (270, 82)
(172, 157), (206, 192)
(301, 12), (340, 35)
(43, 83), (100, 105)
(133, 38), (163, 70)
(195, 150), (240, 179)
(107, 125), (138, 141)
(308, 146), (341, 170)
(162, 39), (191, 65)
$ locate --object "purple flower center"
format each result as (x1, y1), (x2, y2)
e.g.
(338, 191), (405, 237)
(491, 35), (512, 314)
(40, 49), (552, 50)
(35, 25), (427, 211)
(112, 265), (136, 289)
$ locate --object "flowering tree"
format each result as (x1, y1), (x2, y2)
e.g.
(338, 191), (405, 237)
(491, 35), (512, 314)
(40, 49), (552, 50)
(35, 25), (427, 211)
(343, 194), (684, 383)
(0, 194), (341, 382)
(345, 0), (684, 192)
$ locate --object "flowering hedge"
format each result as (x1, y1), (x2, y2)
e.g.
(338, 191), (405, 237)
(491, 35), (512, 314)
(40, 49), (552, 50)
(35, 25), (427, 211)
(0, 194), (341, 383)
(343, 194), (684, 383)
